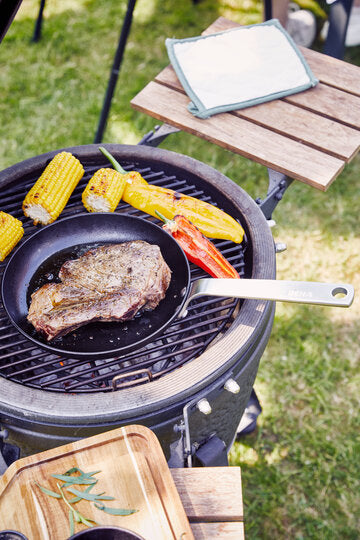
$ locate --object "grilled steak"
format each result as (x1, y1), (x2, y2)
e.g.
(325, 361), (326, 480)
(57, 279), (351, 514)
(28, 241), (171, 340)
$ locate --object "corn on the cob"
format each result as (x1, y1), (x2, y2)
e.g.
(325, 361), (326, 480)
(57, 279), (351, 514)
(23, 151), (84, 225)
(82, 167), (127, 213)
(0, 211), (24, 261)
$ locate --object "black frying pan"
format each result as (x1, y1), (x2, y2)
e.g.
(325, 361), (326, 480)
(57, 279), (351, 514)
(1, 213), (190, 360)
(1, 213), (354, 360)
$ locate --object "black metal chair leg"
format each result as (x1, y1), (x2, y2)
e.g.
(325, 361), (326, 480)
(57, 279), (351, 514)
(263, 0), (272, 20)
(323, 0), (354, 59)
(94, 0), (137, 143)
(263, 0), (354, 60)
(32, 0), (46, 42)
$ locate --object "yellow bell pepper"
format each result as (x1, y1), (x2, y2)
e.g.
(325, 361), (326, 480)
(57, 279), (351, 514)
(99, 147), (245, 244)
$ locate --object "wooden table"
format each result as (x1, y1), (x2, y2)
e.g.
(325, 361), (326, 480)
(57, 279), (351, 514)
(131, 17), (360, 191)
(172, 466), (244, 540)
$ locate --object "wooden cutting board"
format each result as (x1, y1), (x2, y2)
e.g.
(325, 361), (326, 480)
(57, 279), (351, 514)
(0, 425), (194, 540)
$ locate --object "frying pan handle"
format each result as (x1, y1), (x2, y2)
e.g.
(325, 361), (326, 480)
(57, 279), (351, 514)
(178, 279), (354, 317)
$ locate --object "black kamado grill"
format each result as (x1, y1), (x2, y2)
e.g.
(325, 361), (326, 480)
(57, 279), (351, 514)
(0, 144), (276, 468)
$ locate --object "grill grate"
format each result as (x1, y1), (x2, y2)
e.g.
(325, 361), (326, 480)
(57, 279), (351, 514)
(0, 158), (246, 393)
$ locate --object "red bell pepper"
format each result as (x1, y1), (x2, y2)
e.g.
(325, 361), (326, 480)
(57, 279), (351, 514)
(156, 212), (239, 279)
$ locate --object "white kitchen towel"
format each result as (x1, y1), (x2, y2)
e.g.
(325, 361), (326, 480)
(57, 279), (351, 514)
(165, 19), (318, 119)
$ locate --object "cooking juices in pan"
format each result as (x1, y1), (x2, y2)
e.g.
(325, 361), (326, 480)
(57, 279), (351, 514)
(24, 242), (186, 351)
(27, 241), (173, 344)
(26, 243), (119, 342)
(28, 244), (97, 293)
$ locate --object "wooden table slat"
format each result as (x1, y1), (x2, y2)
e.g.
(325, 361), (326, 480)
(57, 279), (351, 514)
(284, 83), (360, 131)
(170, 467), (243, 521)
(171, 467), (244, 540)
(301, 46), (360, 97)
(156, 65), (360, 161)
(190, 522), (245, 540)
(131, 81), (345, 190)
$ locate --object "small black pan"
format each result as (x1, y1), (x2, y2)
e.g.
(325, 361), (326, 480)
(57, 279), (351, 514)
(1, 213), (190, 360)
(1, 213), (354, 360)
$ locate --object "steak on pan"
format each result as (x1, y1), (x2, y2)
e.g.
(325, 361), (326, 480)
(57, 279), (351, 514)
(27, 241), (171, 340)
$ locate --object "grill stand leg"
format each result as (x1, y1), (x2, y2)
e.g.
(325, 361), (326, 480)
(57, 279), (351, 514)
(192, 435), (228, 467)
(0, 429), (8, 475)
(236, 389), (262, 437)
(168, 427), (187, 468)
(0, 428), (20, 474)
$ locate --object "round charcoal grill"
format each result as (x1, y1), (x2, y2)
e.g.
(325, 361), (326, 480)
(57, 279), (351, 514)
(0, 145), (276, 466)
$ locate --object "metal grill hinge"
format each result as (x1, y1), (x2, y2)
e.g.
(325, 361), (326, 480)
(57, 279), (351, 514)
(138, 124), (180, 147)
(256, 170), (294, 220)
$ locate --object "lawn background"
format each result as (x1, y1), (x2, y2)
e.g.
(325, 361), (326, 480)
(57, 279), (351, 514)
(0, 1), (359, 538)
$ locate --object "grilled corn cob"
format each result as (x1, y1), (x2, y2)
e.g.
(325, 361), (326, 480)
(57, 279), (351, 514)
(82, 167), (126, 212)
(0, 211), (24, 261)
(23, 151), (84, 225)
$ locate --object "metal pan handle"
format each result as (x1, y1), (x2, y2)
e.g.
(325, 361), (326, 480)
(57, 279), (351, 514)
(178, 279), (354, 318)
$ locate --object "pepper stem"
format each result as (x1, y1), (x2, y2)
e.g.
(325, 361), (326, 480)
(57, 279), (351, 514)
(155, 210), (173, 225)
(99, 147), (127, 174)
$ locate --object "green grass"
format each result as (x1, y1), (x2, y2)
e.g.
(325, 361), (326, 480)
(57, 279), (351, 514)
(1, 1), (359, 538)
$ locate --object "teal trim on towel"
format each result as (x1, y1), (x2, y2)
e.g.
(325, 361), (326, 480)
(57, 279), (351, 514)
(165, 19), (318, 119)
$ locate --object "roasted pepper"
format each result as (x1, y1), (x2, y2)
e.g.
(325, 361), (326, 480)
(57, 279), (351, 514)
(99, 147), (245, 244)
(156, 211), (239, 279)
